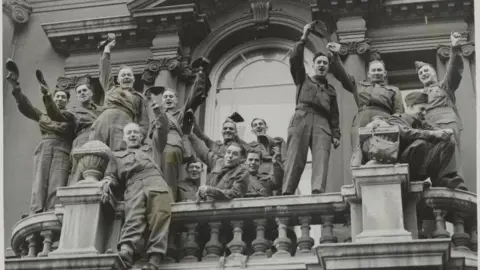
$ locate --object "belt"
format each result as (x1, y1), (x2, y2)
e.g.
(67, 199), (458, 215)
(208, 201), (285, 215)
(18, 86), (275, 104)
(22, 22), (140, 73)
(127, 168), (161, 186)
(296, 103), (329, 118)
(42, 133), (67, 140)
(358, 104), (391, 113)
(427, 106), (455, 114)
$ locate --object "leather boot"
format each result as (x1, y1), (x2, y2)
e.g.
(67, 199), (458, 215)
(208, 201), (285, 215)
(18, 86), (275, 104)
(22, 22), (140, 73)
(118, 244), (134, 268)
(141, 253), (163, 270)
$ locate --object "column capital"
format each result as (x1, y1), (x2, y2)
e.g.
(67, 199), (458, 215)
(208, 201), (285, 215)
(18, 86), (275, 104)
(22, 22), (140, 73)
(3, 0), (32, 25)
(437, 42), (475, 61)
(338, 39), (371, 58)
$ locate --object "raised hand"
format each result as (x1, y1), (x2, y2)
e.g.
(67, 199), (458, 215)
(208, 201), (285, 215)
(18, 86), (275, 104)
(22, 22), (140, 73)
(301, 22), (314, 40)
(451, 31), (461, 47)
(99, 178), (112, 204)
(332, 138), (340, 149)
(40, 85), (49, 95)
(326, 42), (342, 53)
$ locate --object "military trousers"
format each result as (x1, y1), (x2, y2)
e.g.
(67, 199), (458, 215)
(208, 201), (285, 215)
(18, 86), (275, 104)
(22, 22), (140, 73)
(283, 110), (331, 194)
(425, 107), (463, 181)
(118, 175), (173, 256)
(399, 138), (460, 188)
(31, 134), (71, 213)
(161, 145), (183, 201)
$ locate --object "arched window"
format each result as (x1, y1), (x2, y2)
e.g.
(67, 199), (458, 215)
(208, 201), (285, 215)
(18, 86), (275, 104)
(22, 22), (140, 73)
(204, 38), (315, 194)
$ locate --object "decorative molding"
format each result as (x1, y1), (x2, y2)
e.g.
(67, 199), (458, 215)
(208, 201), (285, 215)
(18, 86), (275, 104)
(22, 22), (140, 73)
(29, 0), (126, 13)
(437, 42), (475, 61)
(141, 57), (181, 85)
(370, 33), (464, 54)
(338, 39), (370, 57)
(64, 59), (148, 77)
(248, 0), (273, 31)
(55, 75), (91, 91)
(3, 0), (32, 24)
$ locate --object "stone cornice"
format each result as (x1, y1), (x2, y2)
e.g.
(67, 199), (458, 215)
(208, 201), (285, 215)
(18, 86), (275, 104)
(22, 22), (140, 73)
(370, 33), (466, 53)
(41, 2), (210, 55)
(3, 0), (33, 24)
(64, 58), (148, 77)
(28, 0), (126, 13)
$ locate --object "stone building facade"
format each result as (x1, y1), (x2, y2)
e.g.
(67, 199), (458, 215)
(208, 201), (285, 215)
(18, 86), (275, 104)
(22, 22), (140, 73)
(3, 0), (477, 269)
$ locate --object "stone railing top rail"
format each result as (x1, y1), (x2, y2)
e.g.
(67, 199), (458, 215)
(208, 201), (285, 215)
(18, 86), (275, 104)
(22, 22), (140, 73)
(170, 193), (349, 223)
(11, 211), (62, 256)
(423, 188), (477, 217)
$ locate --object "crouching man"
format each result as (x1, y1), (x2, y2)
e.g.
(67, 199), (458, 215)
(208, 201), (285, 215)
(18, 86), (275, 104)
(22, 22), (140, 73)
(188, 133), (249, 201)
(101, 101), (173, 270)
(365, 92), (466, 190)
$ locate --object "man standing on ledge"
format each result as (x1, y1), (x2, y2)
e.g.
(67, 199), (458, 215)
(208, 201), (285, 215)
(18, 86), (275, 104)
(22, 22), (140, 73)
(283, 22), (341, 195)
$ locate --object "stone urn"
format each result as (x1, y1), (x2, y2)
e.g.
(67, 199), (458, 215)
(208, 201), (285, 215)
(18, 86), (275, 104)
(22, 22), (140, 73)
(72, 140), (112, 184)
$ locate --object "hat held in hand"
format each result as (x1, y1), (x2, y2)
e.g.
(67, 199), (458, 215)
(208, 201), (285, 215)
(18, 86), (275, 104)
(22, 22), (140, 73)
(227, 112), (244, 123)
(5, 59), (19, 81)
(98, 33), (116, 52)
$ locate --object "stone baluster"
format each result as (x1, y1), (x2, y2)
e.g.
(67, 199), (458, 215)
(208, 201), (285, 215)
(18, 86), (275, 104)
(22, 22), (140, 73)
(37, 230), (53, 257)
(204, 221), (223, 260)
(320, 215), (338, 244)
(343, 213), (352, 242)
(251, 218), (269, 257)
(227, 220), (247, 256)
(273, 217), (291, 257)
(19, 242), (28, 258)
(432, 209), (450, 239)
(181, 222), (200, 262)
(177, 231), (188, 261)
(468, 219), (477, 252)
(164, 230), (178, 263)
(452, 213), (470, 249)
(25, 234), (37, 257)
(297, 216), (314, 254)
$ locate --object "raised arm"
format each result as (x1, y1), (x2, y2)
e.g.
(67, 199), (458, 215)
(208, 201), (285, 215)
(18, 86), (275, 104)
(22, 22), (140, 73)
(42, 92), (75, 122)
(99, 41), (116, 92)
(193, 121), (216, 149)
(11, 83), (42, 122)
(328, 50), (357, 94)
(182, 71), (210, 114)
(151, 102), (169, 153)
(137, 97), (150, 139)
(290, 40), (307, 86)
(440, 45), (464, 93)
(188, 133), (219, 169)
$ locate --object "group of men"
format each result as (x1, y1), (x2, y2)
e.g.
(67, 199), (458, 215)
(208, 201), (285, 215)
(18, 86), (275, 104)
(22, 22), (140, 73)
(5, 20), (468, 269)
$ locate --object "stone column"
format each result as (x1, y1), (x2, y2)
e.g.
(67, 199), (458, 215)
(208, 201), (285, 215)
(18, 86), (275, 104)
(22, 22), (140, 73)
(403, 182), (424, 239)
(49, 141), (115, 257)
(341, 185), (362, 242)
(336, 16), (369, 188)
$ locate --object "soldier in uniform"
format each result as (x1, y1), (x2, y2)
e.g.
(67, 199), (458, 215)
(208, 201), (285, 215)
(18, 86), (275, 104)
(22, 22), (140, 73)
(188, 133), (249, 201)
(366, 92), (466, 190)
(5, 60), (74, 214)
(43, 76), (103, 185)
(415, 31), (465, 183)
(283, 22), (341, 195)
(101, 100), (172, 270)
(248, 118), (286, 175)
(89, 39), (149, 151)
(327, 42), (404, 166)
(177, 157), (203, 202)
(245, 149), (283, 197)
(156, 59), (210, 200)
(194, 113), (250, 158)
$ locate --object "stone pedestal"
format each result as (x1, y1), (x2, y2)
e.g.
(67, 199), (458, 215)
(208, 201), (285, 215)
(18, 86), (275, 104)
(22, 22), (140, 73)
(48, 182), (115, 257)
(350, 164), (412, 242)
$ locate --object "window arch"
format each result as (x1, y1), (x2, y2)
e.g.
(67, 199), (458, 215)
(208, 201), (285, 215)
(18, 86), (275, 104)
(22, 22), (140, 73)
(204, 38), (314, 144)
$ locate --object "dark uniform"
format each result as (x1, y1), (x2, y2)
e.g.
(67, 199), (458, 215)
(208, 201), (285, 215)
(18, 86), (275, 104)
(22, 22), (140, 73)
(330, 53), (404, 166)
(45, 100), (103, 185)
(283, 40), (341, 194)
(176, 178), (199, 202)
(12, 86), (74, 214)
(89, 52), (149, 151)
(247, 162), (283, 197)
(248, 135), (286, 175)
(419, 44), (464, 181)
(189, 134), (249, 199)
(153, 71), (210, 201)
(103, 112), (172, 260)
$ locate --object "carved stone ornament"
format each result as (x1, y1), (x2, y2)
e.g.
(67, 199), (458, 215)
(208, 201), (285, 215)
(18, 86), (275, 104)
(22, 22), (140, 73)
(141, 57), (181, 85)
(461, 42), (475, 59)
(437, 42), (475, 61)
(249, 0), (272, 30)
(339, 39), (371, 57)
(71, 140), (112, 183)
(55, 75), (92, 91)
(436, 45), (451, 61)
(3, 0), (32, 24)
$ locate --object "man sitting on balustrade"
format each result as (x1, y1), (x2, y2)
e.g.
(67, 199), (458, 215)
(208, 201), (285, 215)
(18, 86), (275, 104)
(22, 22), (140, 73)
(245, 149), (283, 197)
(100, 100), (172, 270)
(176, 156), (203, 202)
(363, 92), (466, 190)
(187, 133), (249, 201)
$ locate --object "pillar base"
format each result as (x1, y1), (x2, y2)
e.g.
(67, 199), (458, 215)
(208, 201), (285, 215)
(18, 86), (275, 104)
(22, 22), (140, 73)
(356, 229), (412, 243)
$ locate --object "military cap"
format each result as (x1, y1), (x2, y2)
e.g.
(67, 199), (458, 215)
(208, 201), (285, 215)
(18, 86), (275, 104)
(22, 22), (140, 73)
(404, 92), (428, 107)
(414, 61), (434, 72)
